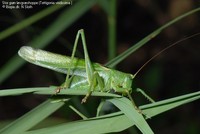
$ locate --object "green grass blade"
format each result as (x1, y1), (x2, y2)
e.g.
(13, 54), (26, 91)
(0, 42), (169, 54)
(0, 99), (65, 134)
(0, 55), (24, 84)
(105, 7), (200, 68)
(19, 91), (200, 134)
(0, 87), (47, 96)
(21, 112), (131, 134)
(108, 97), (154, 134)
(107, 0), (117, 60)
(0, 2), (65, 41)
(0, 0), (98, 84)
(0, 86), (121, 98)
(140, 91), (200, 118)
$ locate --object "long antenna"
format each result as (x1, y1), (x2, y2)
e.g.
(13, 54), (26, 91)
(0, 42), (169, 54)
(133, 32), (200, 78)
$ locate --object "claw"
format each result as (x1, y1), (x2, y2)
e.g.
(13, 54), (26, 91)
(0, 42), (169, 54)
(134, 106), (151, 119)
(55, 87), (62, 94)
(81, 97), (87, 103)
(81, 93), (90, 103)
(55, 86), (65, 94)
(134, 106), (143, 114)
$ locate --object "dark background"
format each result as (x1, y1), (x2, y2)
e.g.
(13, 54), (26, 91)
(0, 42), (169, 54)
(0, 0), (200, 133)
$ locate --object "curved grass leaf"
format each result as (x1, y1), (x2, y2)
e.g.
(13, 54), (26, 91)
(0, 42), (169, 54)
(0, 99), (65, 134)
(108, 97), (154, 134)
(3, 91), (198, 134)
(140, 91), (200, 118)
(0, 86), (120, 98)
(21, 112), (131, 134)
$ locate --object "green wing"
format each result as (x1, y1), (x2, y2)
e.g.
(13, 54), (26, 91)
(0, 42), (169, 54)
(18, 46), (108, 77)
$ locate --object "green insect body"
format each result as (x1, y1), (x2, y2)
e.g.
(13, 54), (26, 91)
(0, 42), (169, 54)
(18, 29), (156, 134)
(18, 29), (155, 105)
(18, 46), (134, 95)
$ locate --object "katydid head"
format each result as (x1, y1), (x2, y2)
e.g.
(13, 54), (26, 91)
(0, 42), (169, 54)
(110, 69), (134, 93)
(123, 74), (134, 91)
